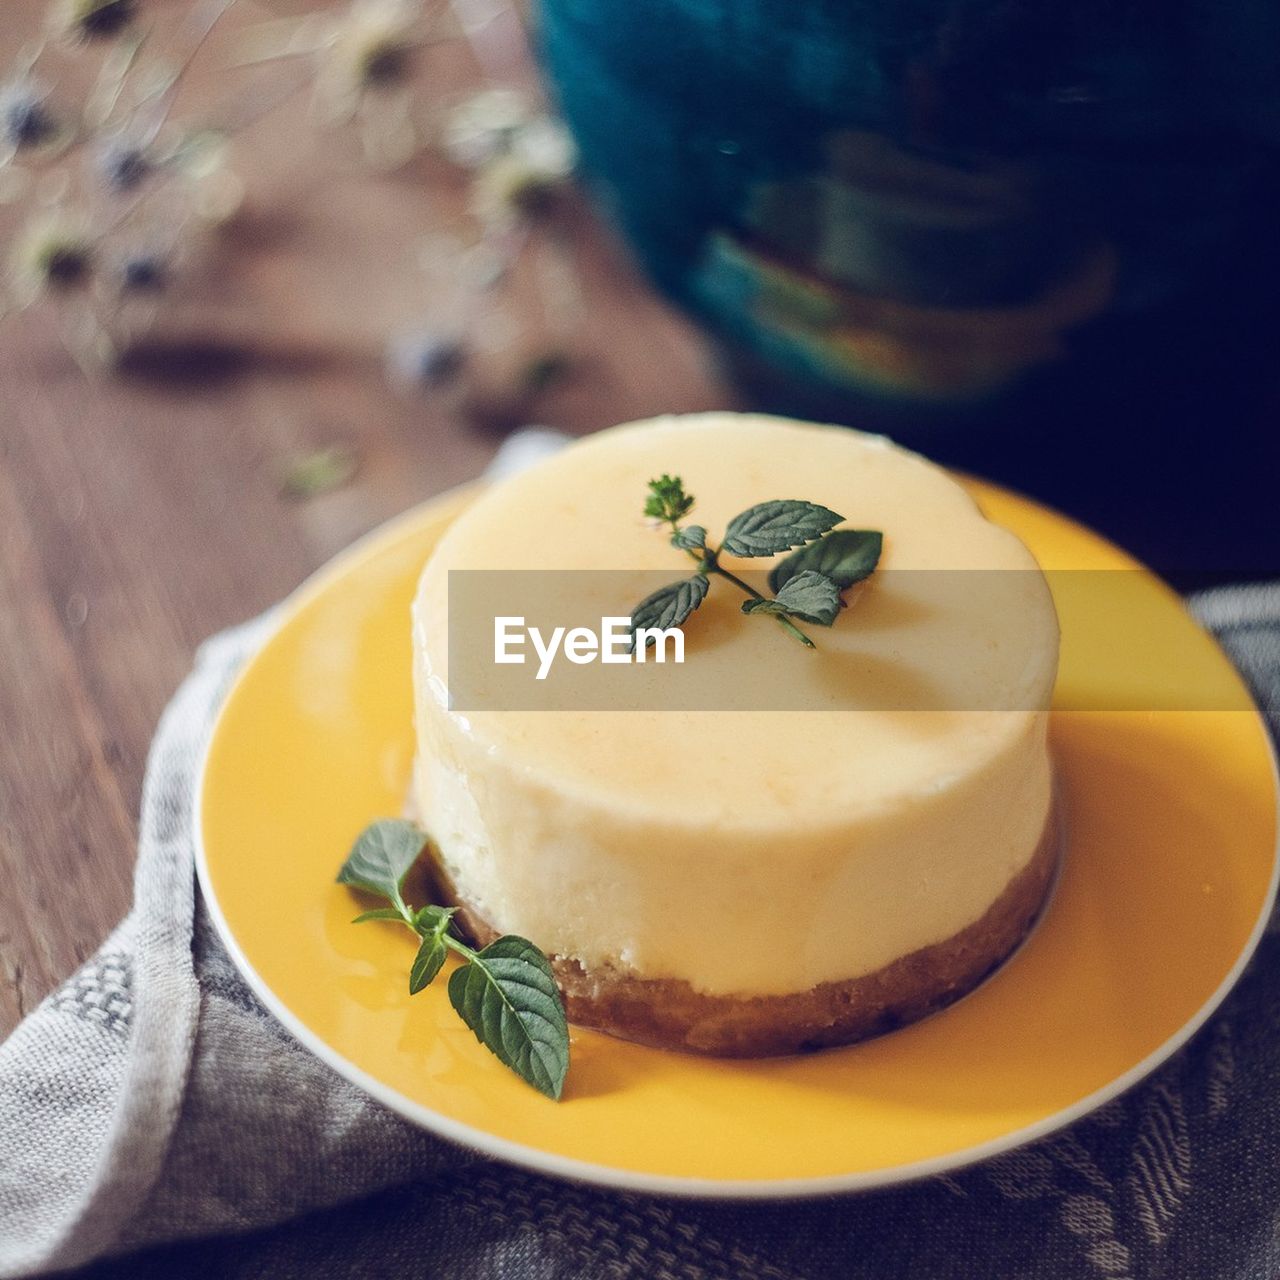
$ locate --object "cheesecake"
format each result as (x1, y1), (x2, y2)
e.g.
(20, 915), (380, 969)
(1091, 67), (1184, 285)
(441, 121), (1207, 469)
(410, 413), (1060, 1056)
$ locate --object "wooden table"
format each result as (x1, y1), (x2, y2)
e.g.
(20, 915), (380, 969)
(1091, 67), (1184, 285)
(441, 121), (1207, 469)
(0, 1), (728, 1035)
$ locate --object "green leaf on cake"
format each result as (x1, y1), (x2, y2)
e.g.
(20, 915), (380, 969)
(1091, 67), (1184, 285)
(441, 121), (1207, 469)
(643, 473), (695, 524)
(769, 529), (883, 595)
(639, 475), (882, 648)
(721, 499), (843, 558)
(447, 936), (570, 1100)
(628, 573), (710, 648)
(742, 570), (842, 626)
(336, 819), (425, 908)
(670, 524), (706, 551)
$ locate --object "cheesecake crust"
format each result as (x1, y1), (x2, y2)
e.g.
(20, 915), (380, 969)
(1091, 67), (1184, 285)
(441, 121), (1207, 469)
(433, 807), (1061, 1058)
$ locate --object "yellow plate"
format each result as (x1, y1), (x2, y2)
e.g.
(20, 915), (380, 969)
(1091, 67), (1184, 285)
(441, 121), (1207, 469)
(197, 480), (1278, 1196)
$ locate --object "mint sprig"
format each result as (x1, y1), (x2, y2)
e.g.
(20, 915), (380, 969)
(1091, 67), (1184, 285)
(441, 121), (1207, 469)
(631, 475), (883, 650)
(721, 499), (843, 557)
(448, 937), (568, 1101)
(336, 818), (424, 913)
(629, 573), (709, 649)
(769, 528), (883, 595)
(742, 569), (842, 626)
(338, 820), (570, 1100)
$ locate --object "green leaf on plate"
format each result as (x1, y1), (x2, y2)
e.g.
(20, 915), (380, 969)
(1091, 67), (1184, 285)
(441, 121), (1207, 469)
(409, 933), (449, 994)
(409, 904), (458, 994)
(721, 500), (843, 558)
(447, 936), (570, 1099)
(341, 821), (570, 1097)
(352, 907), (405, 924)
(336, 819), (425, 908)
(414, 904), (455, 931)
(769, 529), (883, 595)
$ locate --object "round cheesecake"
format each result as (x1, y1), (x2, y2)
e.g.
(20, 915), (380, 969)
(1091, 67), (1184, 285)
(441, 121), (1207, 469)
(411, 413), (1060, 1055)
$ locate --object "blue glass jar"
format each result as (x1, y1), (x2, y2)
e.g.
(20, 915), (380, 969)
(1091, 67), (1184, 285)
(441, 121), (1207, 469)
(538, 0), (1280, 573)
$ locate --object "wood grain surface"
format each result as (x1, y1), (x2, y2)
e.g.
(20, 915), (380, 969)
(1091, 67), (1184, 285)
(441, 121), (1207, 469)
(0, 1), (729, 1036)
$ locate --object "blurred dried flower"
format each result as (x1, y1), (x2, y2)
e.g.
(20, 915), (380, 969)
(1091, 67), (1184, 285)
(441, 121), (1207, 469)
(52, 0), (137, 43)
(320, 0), (422, 114)
(512, 117), (575, 179)
(471, 151), (563, 227)
(442, 87), (529, 169)
(191, 164), (244, 225)
(521, 349), (572, 393)
(387, 328), (467, 389)
(96, 134), (154, 192)
(278, 445), (358, 500)
(451, 87), (575, 227)
(1, 80), (59, 152)
(444, 89), (576, 178)
(459, 241), (509, 291)
(118, 249), (169, 292)
(11, 213), (94, 301)
(2, 0), (587, 390)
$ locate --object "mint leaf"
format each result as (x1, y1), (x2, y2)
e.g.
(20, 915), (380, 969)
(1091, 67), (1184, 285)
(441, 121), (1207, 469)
(336, 819), (425, 907)
(670, 524), (706, 551)
(769, 529), (883, 594)
(742, 570), (842, 626)
(447, 936), (570, 1099)
(634, 473), (883, 650)
(410, 904), (458, 992)
(774, 571), (843, 625)
(721, 500), (843, 557)
(643, 474), (695, 523)
(629, 573), (709, 648)
(352, 907), (404, 924)
(414, 904), (455, 931)
(342, 822), (569, 1097)
(410, 934), (449, 993)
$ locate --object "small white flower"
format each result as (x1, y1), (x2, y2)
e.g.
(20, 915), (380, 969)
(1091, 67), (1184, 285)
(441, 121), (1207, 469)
(11, 212), (95, 304)
(50, 0), (136, 43)
(117, 248), (170, 293)
(510, 116), (575, 181)
(386, 328), (468, 390)
(0, 79), (59, 152)
(471, 148), (570, 227)
(443, 90), (576, 179)
(95, 133), (154, 193)
(442, 88), (530, 169)
(319, 0), (423, 114)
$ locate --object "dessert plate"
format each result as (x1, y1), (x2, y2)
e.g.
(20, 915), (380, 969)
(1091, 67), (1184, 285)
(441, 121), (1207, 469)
(197, 480), (1278, 1197)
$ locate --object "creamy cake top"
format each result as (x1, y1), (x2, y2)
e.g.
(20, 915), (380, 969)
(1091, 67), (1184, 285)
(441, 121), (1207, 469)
(414, 413), (1059, 831)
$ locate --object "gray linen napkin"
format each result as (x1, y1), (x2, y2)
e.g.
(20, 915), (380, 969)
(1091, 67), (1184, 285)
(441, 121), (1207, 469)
(2, 432), (1279, 1279)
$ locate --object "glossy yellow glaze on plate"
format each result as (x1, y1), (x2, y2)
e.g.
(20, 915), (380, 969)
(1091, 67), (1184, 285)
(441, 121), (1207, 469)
(197, 481), (1278, 1195)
